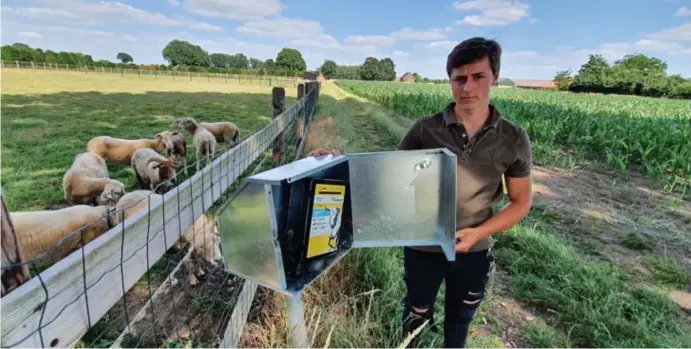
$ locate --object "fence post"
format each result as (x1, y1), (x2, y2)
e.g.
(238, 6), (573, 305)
(15, 60), (19, 68)
(296, 83), (305, 146)
(286, 293), (308, 348)
(1, 192), (31, 297)
(272, 87), (286, 165)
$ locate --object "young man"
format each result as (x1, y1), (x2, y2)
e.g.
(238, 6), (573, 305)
(308, 37), (533, 348)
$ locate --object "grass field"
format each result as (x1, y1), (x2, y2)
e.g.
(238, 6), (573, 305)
(1, 69), (297, 211)
(2, 70), (690, 348)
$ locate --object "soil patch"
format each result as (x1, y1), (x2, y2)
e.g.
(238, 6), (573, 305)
(119, 250), (243, 348)
(531, 163), (691, 283)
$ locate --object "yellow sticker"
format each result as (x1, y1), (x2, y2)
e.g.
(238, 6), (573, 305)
(306, 183), (345, 258)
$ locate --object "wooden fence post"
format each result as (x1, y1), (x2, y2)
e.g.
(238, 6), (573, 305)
(1, 192), (31, 297)
(296, 83), (305, 146)
(272, 87), (286, 165)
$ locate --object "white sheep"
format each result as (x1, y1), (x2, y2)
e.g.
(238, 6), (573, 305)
(171, 117), (216, 171)
(172, 117), (240, 145)
(86, 135), (167, 166)
(130, 148), (177, 194)
(10, 205), (117, 268)
(112, 190), (163, 226)
(156, 131), (189, 177)
(63, 152), (126, 206)
(173, 214), (223, 286)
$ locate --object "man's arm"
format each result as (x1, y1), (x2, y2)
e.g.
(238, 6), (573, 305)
(456, 128), (533, 252)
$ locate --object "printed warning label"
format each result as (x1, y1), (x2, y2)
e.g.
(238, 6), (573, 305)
(306, 184), (345, 258)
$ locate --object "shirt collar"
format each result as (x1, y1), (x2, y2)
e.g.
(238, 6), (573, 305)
(442, 102), (502, 129)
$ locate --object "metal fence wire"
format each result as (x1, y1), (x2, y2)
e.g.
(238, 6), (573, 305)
(0, 82), (321, 348)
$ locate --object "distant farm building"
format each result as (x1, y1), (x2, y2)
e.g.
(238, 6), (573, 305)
(302, 71), (325, 82)
(399, 72), (416, 83)
(512, 79), (556, 90)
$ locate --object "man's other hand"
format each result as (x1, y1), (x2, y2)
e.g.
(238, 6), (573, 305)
(455, 227), (485, 253)
(308, 148), (341, 157)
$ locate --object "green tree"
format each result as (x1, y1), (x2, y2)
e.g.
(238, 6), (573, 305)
(275, 48), (306, 75)
(249, 58), (264, 69)
(162, 39), (210, 67)
(319, 59), (337, 79)
(116, 52), (133, 64)
(379, 58), (396, 81)
(413, 72), (423, 83)
(554, 69), (571, 91)
(228, 53), (249, 69)
(358, 57), (382, 80)
(210, 53), (231, 68)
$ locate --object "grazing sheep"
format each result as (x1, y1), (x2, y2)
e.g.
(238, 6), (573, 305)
(130, 148), (177, 194)
(172, 117), (216, 172)
(86, 135), (167, 166)
(172, 117), (240, 145)
(63, 152), (126, 206)
(10, 205), (117, 268)
(112, 190), (163, 226)
(157, 131), (189, 177)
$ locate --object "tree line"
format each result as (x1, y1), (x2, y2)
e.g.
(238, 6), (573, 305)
(554, 53), (691, 99)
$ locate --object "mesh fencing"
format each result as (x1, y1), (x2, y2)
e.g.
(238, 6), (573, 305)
(0, 82), (321, 348)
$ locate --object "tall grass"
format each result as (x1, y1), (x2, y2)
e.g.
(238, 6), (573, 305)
(336, 80), (691, 194)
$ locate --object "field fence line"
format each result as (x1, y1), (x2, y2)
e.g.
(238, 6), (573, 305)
(0, 80), (322, 348)
(1, 60), (304, 88)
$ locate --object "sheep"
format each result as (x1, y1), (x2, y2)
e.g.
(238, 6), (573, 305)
(112, 190), (163, 226)
(171, 117), (216, 172)
(172, 117), (240, 145)
(130, 148), (177, 194)
(10, 205), (117, 268)
(63, 152), (126, 206)
(86, 135), (167, 166)
(173, 214), (223, 286)
(156, 131), (189, 177)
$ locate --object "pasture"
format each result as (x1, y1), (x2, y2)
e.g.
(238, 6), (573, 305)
(1, 69), (297, 211)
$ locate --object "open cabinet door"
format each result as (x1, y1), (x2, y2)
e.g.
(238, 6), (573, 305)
(347, 149), (457, 261)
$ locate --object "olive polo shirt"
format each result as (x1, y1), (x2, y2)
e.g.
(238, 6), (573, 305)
(397, 102), (532, 253)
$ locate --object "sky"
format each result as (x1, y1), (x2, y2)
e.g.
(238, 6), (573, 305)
(2, 0), (691, 80)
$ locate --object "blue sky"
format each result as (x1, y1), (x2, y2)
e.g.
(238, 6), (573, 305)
(2, 0), (691, 79)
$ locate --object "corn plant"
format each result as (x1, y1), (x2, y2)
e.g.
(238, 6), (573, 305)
(336, 80), (691, 194)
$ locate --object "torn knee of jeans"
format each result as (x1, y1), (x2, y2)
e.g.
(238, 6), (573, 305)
(462, 298), (481, 305)
(462, 290), (484, 305)
(411, 306), (430, 315)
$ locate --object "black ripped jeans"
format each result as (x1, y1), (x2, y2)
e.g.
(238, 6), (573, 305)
(401, 247), (494, 348)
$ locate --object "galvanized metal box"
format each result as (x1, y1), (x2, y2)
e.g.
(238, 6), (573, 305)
(216, 148), (457, 295)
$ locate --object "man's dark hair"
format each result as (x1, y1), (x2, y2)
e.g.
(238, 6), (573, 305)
(446, 37), (502, 77)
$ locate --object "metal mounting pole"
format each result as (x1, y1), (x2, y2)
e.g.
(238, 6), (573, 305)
(286, 291), (308, 348)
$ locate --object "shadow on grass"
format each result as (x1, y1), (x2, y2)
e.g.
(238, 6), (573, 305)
(0, 91), (297, 211)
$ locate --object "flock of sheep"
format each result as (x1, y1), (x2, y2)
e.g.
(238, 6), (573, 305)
(7, 116), (241, 281)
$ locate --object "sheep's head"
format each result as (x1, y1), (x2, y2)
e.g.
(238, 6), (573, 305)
(172, 117), (197, 132)
(99, 180), (126, 206)
(155, 131), (176, 154)
(149, 160), (177, 193)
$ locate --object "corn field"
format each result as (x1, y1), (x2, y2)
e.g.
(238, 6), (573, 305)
(336, 80), (691, 194)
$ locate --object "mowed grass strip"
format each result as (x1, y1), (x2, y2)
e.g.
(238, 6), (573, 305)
(1, 69), (297, 211)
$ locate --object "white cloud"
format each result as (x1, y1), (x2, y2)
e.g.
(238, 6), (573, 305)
(647, 23), (691, 42)
(189, 22), (223, 32)
(390, 27), (447, 41)
(168, 0), (181, 7)
(674, 6), (691, 16)
(392, 50), (410, 57)
(2, 3), (220, 32)
(236, 17), (339, 48)
(182, 0), (284, 20)
(453, 0), (530, 26)
(18, 31), (43, 38)
(345, 35), (396, 47)
(504, 51), (540, 59)
(528, 18), (538, 24)
(426, 40), (457, 49)
(445, 26), (454, 32)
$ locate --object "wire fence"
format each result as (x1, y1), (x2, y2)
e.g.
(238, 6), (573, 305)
(1, 60), (302, 88)
(0, 81), (321, 348)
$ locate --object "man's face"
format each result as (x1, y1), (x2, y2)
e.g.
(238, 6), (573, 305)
(449, 56), (497, 109)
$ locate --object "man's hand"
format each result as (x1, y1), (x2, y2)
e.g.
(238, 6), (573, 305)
(455, 227), (485, 253)
(307, 148), (341, 157)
